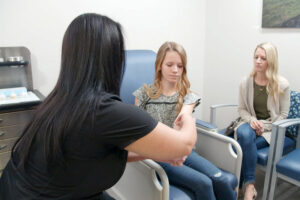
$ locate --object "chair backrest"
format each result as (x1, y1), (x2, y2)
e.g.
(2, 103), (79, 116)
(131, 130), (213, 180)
(287, 90), (300, 137)
(109, 50), (170, 200)
(120, 50), (156, 104)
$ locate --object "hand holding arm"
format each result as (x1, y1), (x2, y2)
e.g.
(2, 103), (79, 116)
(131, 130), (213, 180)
(173, 103), (195, 128)
(250, 119), (265, 135)
(158, 156), (187, 167)
(125, 112), (197, 161)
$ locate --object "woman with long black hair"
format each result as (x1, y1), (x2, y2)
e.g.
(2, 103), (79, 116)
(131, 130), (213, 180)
(0, 13), (197, 200)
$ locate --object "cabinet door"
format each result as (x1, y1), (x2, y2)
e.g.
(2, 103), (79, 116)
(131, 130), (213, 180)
(0, 124), (26, 140)
(0, 110), (34, 127)
(0, 151), (11, 171)
(0, 137), (18, 153)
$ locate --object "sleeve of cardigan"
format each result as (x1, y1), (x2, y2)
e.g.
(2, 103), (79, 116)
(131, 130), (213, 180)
(261, 84), (290, 131)
(274, 86), (290, 122)
(238, 78), (256, 124)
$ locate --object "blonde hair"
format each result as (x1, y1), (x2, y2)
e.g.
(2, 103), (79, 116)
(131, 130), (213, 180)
(250, 42), (280, 103)
(145, 41), (190, 113)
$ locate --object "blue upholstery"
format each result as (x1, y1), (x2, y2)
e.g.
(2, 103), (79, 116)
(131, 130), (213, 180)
(120, 50), (238, 200)
(268, 119), (300, 200)
(287, 91), (300, 137)
(257, 91), (299, 166)
(257, 136), (296, 166)
(218, 128), (226, 135)
(276, 148), (300, 182)
(120, 50), (194, 199)
(120, 50), (156, 104)
(196, 119), (217, 130)
(169, 186), (195, 200)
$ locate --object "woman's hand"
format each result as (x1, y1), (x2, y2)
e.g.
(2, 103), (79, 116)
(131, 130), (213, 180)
(173, 112), (195, 131)
(173, 114), (184, 130)
(168, 156), (187, 167)
(250, 119), (264, 135)
(173, 103), (196, 130)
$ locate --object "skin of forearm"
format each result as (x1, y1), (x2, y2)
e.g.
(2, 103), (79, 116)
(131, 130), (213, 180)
(127, 151), (147, 162)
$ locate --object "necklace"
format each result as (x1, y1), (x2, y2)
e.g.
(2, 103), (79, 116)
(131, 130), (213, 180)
(254, 81), (266, 92)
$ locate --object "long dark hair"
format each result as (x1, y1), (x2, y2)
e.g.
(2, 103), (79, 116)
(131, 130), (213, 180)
(12, 13), (125, 169)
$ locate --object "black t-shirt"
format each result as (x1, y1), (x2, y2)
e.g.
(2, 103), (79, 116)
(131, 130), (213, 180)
(0, 93), (157, 200)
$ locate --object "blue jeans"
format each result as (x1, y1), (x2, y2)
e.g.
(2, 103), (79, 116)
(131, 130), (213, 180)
(158, 151), (235, 200)
(237, 123), (269, 188)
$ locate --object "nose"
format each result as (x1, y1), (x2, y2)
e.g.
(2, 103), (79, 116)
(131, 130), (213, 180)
(172, 66), (179, 73)
(256, 57), (261, 64)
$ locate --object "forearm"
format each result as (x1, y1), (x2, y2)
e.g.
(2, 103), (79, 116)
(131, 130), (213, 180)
(179, 104), (195, 115)
(127, 151), (147, 162)
(125, 105), (198, 161)
(178, 118), (197, 149)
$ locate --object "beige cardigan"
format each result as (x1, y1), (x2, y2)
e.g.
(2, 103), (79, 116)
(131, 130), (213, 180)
(236, 76), (290, 143)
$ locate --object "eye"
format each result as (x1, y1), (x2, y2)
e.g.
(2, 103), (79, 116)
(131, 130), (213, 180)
(166, 63), (172, 67)
(178, 65), (183, 68)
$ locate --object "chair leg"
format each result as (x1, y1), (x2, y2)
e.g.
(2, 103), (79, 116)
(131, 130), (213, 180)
(262, 127), (280, 200)
(262, 168), (271, 200)
(268, 171), (278, 200)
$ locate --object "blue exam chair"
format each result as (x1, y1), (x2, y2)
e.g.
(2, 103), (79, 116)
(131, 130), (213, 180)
(108, 50), (242, 200)
(266, 91), (300, 199)
(208, 90), (299, 200)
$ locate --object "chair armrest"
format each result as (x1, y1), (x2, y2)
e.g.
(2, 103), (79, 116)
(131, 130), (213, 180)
(266, 118), (300, 200)
(142, 159), (169, 200)
(274, 119), (300, 159)
(195, 126), (242, 190)
(108, 159), (169, 200)
(210, 104), (238, 126)
(196, 119), (217, 131)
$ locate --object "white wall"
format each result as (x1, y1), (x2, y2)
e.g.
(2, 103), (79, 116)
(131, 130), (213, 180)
(203, 0), (300, 126)
(1, 0), (300, 122)
(0, 0), (206, 118)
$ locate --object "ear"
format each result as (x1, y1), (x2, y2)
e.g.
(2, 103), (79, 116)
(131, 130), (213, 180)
(157, 65), (162, 72)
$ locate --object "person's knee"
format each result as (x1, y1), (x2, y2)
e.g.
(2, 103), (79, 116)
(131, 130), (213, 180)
(191, 176), (215, 200)
(237, 125), (255, 142)
(187, 174), (213, 192)
(211, 171), (232, 189)
(196, 176), (213, 191)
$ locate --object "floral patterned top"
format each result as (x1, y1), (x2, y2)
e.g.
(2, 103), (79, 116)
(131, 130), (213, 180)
(133, 84), (201, 128)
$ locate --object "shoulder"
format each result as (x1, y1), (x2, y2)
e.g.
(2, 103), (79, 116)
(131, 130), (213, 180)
(133, 85), (146, 95)
(239, 76), (252, 90)
(133, 84), (151, 102)
(277, 75), (289, 90)
(240, 76), (251, 85)
(94, 98), (158, 149)
(184, 91), (201, 105)
(98, 98), (156, 124)
(112, 100), (145, 114)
